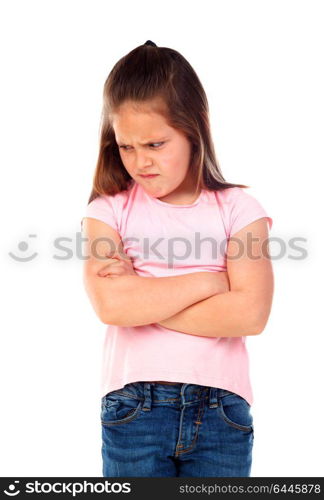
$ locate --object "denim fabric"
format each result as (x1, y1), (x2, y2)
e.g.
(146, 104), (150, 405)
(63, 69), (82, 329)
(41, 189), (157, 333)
(101, 382), (254, 477)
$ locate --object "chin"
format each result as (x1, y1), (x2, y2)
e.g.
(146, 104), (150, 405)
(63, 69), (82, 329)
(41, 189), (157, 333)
(144, 185), (167, 197)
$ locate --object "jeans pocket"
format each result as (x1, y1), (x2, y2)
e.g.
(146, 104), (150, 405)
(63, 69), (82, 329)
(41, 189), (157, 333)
(101, 393), (143, 426)
(218, 393), (254, 432)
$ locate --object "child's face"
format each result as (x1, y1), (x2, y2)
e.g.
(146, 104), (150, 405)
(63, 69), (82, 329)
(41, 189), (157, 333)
(111, 101), (196, 202)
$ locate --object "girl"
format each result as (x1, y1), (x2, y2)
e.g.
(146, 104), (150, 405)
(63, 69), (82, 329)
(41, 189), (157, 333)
(81, 40), (274, 477)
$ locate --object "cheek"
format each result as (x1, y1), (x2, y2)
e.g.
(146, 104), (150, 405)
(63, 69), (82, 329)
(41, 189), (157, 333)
(164, 144), (190, 169)
(160, 151), (185, 175)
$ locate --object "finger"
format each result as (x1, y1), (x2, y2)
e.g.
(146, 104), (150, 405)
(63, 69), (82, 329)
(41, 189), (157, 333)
(105, 250), (132, 262)
(98, 267), (125, 277)
(97, 259), (127, 275)
(97, 263), (119, 275)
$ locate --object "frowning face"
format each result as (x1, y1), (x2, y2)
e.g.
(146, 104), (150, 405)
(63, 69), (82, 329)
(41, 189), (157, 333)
(111, 100), (199, 205)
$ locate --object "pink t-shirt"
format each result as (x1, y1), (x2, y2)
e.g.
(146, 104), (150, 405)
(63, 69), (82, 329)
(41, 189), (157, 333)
(82, 180), (272, 405)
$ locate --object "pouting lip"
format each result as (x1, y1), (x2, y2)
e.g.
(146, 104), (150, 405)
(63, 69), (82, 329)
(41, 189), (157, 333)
(139, 174), (159, 177)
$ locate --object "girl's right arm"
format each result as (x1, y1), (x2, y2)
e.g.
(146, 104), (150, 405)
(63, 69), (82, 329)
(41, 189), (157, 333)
(82, 217), (228, 326)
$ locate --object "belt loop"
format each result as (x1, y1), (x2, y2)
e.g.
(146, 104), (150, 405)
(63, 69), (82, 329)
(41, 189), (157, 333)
(142, 382), (152, 411)
(209, 387), (219, 408)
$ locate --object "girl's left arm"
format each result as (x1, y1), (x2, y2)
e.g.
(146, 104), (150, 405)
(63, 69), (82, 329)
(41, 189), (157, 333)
(157, 217), (274, 337)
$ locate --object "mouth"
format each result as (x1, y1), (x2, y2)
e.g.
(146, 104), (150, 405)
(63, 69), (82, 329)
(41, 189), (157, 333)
(139, 174), (159, 178)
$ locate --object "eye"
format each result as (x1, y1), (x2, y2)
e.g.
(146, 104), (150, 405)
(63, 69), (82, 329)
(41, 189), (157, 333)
(118, 142), (164, 151)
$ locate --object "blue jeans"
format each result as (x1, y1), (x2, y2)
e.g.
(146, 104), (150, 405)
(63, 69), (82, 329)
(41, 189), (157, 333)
(101, 382), (254, 477)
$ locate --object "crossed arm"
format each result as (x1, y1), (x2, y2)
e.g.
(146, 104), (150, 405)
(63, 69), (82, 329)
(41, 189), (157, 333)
(157, 218), (274, 337)
(84, 217), (274, 338)
(157, 288), (262, 337)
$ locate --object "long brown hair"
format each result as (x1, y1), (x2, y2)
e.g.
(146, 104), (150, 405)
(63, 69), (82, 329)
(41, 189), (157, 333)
(87, 40), (249, 204)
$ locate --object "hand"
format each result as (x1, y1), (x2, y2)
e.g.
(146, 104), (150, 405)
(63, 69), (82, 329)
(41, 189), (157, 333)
(97, 252), (137, 278)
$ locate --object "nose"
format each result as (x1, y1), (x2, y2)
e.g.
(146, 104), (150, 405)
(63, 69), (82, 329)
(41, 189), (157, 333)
(134, 150), (153, 170)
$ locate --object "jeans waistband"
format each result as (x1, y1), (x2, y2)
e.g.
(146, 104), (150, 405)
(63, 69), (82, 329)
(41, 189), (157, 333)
(109, 382), (234, 411)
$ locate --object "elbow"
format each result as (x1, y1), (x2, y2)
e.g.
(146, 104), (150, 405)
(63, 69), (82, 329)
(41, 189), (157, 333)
(247, 296), (273, 336)
(250, 289), (274, 336)
(85, 293), (118, 325)
(99, 304), (130, 326)
(99, 303), (120, 325)
(93, 302), (113, 325)
(250, 313), (270, 335)
(250, 323), (264, 335)
(99, 310), (113, 325)
(90, 293), (120, 325)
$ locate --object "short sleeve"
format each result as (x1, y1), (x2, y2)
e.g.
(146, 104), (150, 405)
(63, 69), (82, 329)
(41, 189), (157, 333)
(227, 187), (273, 237)
(81, 195), (118, 231)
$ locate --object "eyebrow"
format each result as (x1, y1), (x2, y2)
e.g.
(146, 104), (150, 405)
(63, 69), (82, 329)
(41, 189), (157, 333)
(116, 136), (169, 146)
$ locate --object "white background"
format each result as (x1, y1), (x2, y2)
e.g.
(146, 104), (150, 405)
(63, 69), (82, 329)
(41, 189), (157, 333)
(1, 0), (323, 477)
